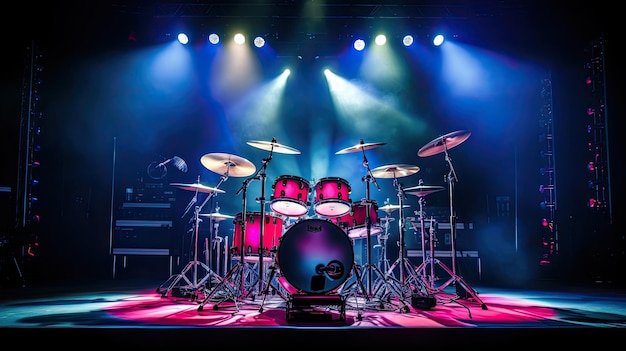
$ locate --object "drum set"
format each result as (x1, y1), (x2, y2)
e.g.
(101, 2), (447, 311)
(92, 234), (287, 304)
(157, 131), (487, 315)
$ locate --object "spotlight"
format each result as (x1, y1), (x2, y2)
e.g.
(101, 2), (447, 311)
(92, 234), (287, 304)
(177, 33), (189, 45)
(433, 34), (445, 46)
(353, 38), (365, 51)
(234, 33), (246, 45)
(402, 35), (414, 47)
(208, 33), (220, 44)
(374, 34), (387, 46)
(253, 36), (266, 48)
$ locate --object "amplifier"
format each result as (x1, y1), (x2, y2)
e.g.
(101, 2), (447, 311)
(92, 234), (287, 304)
(113, 220), (173, 249)
(119, 202), (173, 220)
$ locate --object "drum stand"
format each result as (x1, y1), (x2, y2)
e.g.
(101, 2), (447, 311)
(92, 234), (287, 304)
(417, 149), (486, 310)
(199, 150), (285, 311)
(383, 177), (425, 302)
(343, 152), (407, 313)
(375, 214), (393, 276)
(158, 176), (227, 301)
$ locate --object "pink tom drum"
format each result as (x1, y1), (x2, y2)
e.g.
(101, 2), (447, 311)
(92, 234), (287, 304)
(331, 201), (382, 239)
(232, 212), (284, 262)
(313, 177), (352, 217)
(270, 175), (311, 217)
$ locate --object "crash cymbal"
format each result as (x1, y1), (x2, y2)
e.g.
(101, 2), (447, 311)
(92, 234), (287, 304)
(200, 153), (256, 177)
(247, 140), (300, 154)
(405, 184), (445, 197)
(335, 140), (386, 154)
(378, 204), (410, 213)
(418, 130), (471, 157)
(170, 183), (226, 194)
(199, 212), (235, 221)
(371, 164), (420, 178)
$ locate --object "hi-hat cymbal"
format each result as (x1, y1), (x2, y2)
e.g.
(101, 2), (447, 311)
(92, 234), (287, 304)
(170, 183), (226, 194)
(247, 140), (300, 154)
(371, 164), (420, 178)
(418, 130), (471, 157)
(199, 212), (235, 221)
(200, 153), (256, 177)
(405, 184), (445, 197)
(335, 140), (386, 154)
(379, 204), (410, 213)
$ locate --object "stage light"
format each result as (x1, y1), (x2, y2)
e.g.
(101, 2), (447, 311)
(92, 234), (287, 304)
(177, 33), (189, 45)
(253, 36), (266, 48)
(402, 35), (414, 47)
(353, 39), (365, 51)
(374, 34), (387, 46)
(234, 33), (246, 45)
(433, 34), (445, 46)
(208, 33), (220, 44)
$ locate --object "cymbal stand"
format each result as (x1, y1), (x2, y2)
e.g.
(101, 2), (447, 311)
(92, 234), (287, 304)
(159, 175), (227, 301)
(383, 177), (425, 300)
(376, 212), (393, 276)
(198, 148), (279, 311)
(427, 147), (486, 309)
(346, 150), (407, 311)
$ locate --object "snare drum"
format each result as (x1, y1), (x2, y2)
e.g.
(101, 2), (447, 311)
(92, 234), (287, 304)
(331, 201), (382, 239)
(270, 175), (311, 217)
(313, 177), (352, 217)
(232, 212), (284, 262)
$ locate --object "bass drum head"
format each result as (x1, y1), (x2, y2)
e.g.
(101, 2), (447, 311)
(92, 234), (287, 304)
(277, 219), (354, 295)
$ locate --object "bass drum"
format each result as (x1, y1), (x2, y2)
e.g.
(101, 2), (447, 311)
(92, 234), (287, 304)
(277, 219), (354, 295)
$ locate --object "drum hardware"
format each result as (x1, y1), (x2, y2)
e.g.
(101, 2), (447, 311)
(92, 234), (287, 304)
(375, 209), (395, 275)
(373, 166), (424, 305)
(198, 139), (298, 312)
(335, 140), (406, 314)
(417, 130), (487, 310)
(158, 176), (229, 301)
(199, 204), (233, 283)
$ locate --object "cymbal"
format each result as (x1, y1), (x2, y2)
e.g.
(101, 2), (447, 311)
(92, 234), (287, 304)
(199, 212), (235, 221)
(379, 204), (410, 213)
(371, 164), (420, 178)
(405, 184), (445, 197)
(170, 183), (226, 194)
(379, 217), (396, 223)
(335, 141), (386, 154)
(418, 130), (471, 157)
(247, 140), (300, 154)
(200, 153), (256, 177)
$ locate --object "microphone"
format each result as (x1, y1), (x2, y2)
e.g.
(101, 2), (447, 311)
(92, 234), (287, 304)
(158, 156), (188, 172)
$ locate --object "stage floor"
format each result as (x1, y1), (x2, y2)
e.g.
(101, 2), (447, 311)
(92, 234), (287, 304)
(1, 271), (625, 346)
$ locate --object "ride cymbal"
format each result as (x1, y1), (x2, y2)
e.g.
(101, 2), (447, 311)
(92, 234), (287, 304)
(198, 212), (235, 221)
(200, 153), (256, 177)
(378, 204), (410, 213)
(371, 164), (420, 178)
(405, 184), (445, 197)
(247, 140), (300, 154)
(170, 183), (226, 194)
(417, 130), (471, 157)
(335, 140), (386, 154)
